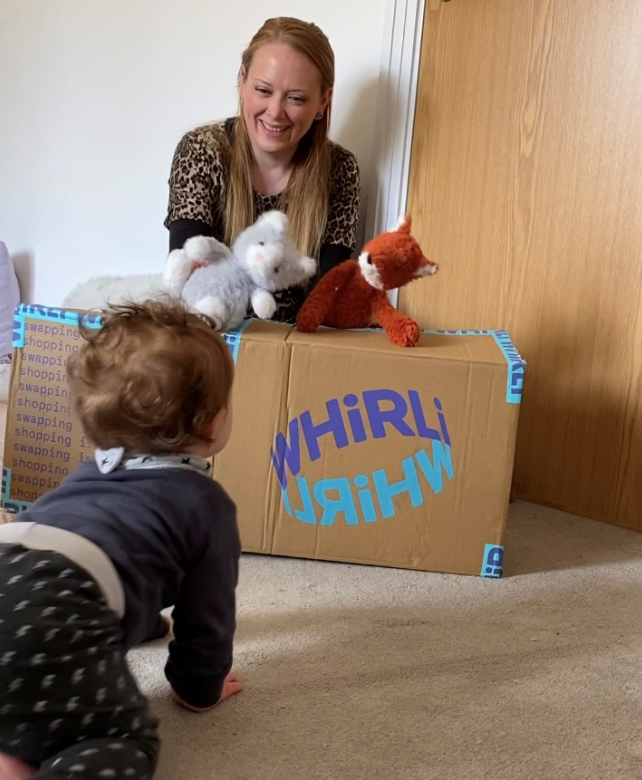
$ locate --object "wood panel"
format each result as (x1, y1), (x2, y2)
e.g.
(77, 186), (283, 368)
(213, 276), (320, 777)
(403, 0), (642, 530)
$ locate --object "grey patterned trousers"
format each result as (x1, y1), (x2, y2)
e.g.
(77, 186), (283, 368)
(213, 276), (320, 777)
(0, 542), (160, 779)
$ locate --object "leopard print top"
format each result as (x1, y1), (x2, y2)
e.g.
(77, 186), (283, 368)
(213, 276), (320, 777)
(164, 119), (361, 323)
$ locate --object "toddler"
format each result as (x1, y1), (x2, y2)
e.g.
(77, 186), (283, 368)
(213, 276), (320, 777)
(0, 300), (243, 779)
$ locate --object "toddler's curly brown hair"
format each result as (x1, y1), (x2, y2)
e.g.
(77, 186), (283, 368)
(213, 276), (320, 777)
(66, 299), (234, 453)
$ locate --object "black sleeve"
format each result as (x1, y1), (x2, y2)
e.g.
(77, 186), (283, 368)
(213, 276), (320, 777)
(318, 242), (353, 277)
(168, 218), (212, 252)
(164, 492), (240, 709)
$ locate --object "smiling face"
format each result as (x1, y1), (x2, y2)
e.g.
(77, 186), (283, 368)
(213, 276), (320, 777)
(238, 42), (331, 159)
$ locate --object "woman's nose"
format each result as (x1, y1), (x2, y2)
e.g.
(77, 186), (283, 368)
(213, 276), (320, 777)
(266, 95), (286, 118)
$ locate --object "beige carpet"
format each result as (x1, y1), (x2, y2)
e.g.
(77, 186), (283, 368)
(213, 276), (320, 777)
(135, 503), (642, 780)
(2, 403), (642, 777)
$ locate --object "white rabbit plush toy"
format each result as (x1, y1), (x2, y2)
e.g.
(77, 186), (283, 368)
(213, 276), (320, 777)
(163, 210), (317, 332)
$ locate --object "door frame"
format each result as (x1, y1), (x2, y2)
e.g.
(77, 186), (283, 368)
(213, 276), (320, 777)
(365, 0), (426, 307)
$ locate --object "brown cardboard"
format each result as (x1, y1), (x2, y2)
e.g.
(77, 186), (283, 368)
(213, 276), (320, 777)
(211, 319), (291, 554)
(1, 305), (100, 512)
(2, 305), (524, 578)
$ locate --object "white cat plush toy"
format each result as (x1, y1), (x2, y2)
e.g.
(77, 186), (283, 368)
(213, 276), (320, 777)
(163, 211), (317, 332)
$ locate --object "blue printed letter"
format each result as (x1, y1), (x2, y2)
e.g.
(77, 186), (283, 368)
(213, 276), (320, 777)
(300, 400), (349, 462)
(313, 478), (359, 526)
(363, 390), (416, 440)
(408, 391), (440, 441)
(415, 441), (454, 494)
(293, 478), (317, 524)
(270, 419), (301, 490)
(372, 457), (423, 519)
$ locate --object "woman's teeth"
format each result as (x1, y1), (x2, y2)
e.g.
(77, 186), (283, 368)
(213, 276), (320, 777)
(261, 120), (288, 133)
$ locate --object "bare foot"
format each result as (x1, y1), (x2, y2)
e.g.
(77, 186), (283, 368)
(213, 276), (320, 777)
(171, 672), (244, 713)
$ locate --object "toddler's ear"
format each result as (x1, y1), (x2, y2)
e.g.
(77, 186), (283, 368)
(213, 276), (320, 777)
(210, 406), (229, 437)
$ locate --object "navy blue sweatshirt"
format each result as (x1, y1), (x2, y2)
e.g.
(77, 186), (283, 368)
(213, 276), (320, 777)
(16, 460), (240, 709)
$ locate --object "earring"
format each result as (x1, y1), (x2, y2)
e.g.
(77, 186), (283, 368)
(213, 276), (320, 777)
(316, 112), (324, 120)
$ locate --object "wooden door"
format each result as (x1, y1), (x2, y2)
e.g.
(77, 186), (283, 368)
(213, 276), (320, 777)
(403, 0), (642, 531)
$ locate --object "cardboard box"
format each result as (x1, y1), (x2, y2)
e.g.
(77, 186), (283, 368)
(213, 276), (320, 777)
(1, 305), (101, 513)
(217, 324), (524, 577)
(2, 304), (525, 578)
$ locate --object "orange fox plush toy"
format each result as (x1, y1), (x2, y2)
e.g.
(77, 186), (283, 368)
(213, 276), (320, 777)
(296, 215), (438, 347)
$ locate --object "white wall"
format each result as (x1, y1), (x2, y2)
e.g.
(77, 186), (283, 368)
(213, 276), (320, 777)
(0, 0), (386, 305)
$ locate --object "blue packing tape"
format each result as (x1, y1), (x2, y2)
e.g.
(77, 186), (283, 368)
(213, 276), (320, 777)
(309, 325), (524, 405)
(481, 543), (504, 578)
(425, 328), (525, 404)
(12, 304), (101, 348)
(1, 467), (32, 513)
(221, 318), (253, 364)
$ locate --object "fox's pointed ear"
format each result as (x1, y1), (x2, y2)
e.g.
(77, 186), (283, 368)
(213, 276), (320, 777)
(393, 214), (412, 233)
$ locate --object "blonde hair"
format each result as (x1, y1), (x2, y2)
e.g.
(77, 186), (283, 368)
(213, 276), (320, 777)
(67, 299), (234, 454)
(224, 16), (334, 258)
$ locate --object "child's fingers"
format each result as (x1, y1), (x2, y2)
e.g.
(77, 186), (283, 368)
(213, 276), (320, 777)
(224, 671), (244, 694)
(225, 679), (244, 696)
(0, 751), (37, 780)
(218, 674), (243, 703)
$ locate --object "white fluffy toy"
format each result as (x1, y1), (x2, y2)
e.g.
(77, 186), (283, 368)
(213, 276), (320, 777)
(163, 211), (317, 331)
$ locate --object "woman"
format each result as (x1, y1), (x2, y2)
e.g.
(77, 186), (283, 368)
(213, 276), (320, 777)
(164, 16), (361, 324)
